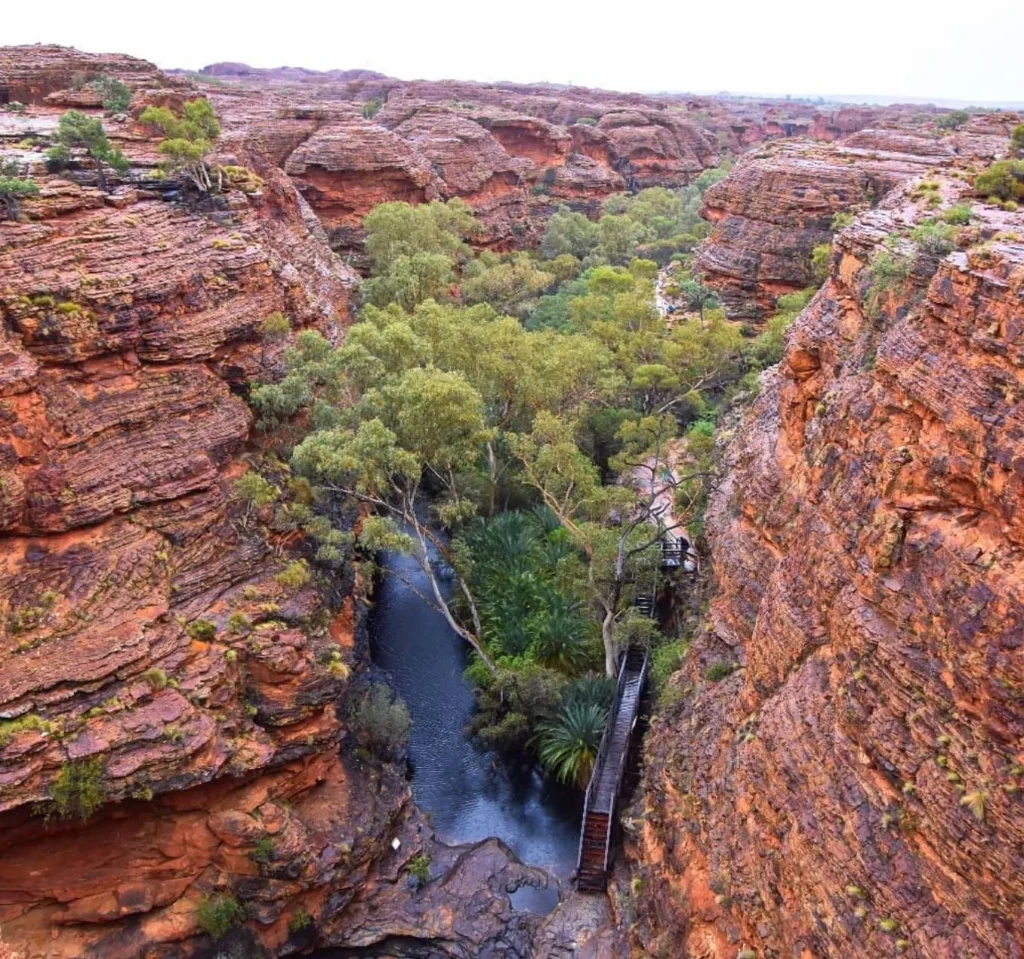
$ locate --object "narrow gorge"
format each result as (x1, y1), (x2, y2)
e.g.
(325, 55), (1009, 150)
(1, 42), (1021, 959)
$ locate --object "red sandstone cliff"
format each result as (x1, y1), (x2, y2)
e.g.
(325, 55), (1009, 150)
(0, 47), (556, 959)
(695, 115), (1020, 319)
(627, 128), (1024, 958)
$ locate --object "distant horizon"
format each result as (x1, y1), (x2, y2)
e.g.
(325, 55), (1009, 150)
(5, 0), (1024, 105)
(182, 60), (1024, 111)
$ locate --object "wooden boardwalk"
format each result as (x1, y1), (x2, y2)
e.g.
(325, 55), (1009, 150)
(576, 643), (649, 891)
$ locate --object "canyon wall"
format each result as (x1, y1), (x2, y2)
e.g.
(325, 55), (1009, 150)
(0, 47), (555, 959)
(628, 122), (1024, 958)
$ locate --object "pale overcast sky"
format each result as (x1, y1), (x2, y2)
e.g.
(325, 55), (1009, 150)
(5, 0), (1023, 105)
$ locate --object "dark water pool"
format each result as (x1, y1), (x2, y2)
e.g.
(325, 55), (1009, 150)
(370, 546), (581, 912)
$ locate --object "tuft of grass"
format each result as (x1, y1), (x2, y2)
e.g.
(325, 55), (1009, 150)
(288, 907), (314, 934)
(0, 713), (56, 746)
(50, 760), (105, 822)
(186, 619), (217, 641)
(143, 667), (168, 691)
(705, 661), (736, 682)
(275, 559), (311, 592)
(196, 893), (245, 940)
(959, 790), (986, 822)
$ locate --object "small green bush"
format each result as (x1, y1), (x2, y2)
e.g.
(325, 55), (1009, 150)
(227, 613), (252, 634)
(865, 249), (912, 317)
(974, 159), (1024, 203)
(705, 661), (736, 682)
(361, 99), (383, 120)
(250, 834), (275, 863)
(288, 907), (314, 934)
(0, 158), (40, 220)
(810, 242), (831, 284)
(50, 759), (105, 821)
(186, 619), (217, 641)
(942, 204), (972, 225)
(261, 311), (291, 344)
(910, 219), (960, 255)
(143, 667), (168, 691)
(196, 893), (245, 939)
(831, 211), (855, 231)
(89, 75), (132, 112)
(936, 109), (969, 131)
(350, 683), (411, 760)
(575, 116), (598, 126)
(233, 470), (279, 510)
(1012, 123), (1024, 158)
(650, 640), (689, 690)
(407, 854), (431, 886)
(276, 559), (312, 592)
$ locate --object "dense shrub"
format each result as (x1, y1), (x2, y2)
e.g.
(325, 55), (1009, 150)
(910, 219), (960, 255)
(276, 559), (312, 591)
(233, 470), (279, 510)
(810, 242), (831, 284)
(941, 204), (972, 225)
(350, 683), (411, 760)
(89, 75), (131, 112)
(705, 661), (736, 681)
(974, 160), (1024, 202)
(1012, 123), (1024, 159)
(362, 99), (383, 120)
(936, 110), (969, 131)
(865, 249), (912, 317)
(185, 619), (217, 640)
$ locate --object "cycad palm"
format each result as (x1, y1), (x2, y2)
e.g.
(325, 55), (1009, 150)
(538, 702), (608, 789)
(529, 594), (591, 672)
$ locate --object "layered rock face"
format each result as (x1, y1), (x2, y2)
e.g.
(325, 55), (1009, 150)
(693, 128), (956, 319)
(694, 114), (1023, 319)
(629, 136), (1024, 957)
(0, 44), (181, 107)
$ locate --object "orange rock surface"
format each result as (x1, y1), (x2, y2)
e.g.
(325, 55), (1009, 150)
(630, 129), (1024, 957)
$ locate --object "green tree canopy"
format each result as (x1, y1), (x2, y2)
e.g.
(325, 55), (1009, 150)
(47, 110), (130, 192)
(139, 98), (221, 191)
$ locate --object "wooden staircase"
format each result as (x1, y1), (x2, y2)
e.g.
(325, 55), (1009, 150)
(575, 644), (649, 892)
